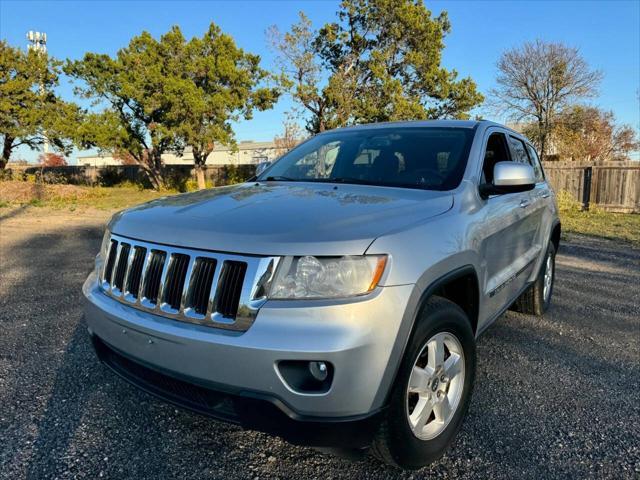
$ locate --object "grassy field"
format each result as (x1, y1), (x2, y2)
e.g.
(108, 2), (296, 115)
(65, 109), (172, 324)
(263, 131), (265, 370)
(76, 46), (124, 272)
(559, 208), (640, 245)
(555, 190), (639, 246)
(1, 181), (638, 246)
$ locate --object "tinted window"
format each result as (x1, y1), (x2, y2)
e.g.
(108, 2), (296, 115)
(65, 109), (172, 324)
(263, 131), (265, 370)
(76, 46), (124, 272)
(259, 127), (475, 191)
(482, 132), (511, 183)
(525, 144), (545, 182)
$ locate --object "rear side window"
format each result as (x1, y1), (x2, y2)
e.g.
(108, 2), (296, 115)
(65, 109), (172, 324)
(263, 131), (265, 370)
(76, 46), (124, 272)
(525, 144), (545, 182)
(508, 136), (530, 165)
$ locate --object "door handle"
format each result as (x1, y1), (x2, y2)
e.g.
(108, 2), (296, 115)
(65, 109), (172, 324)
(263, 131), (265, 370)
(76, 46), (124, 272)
(519, 199), (530, 208)
(541, 192), (550, 199)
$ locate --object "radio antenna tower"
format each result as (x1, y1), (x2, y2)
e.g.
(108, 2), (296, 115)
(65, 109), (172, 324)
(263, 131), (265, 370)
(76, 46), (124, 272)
(26, 31), (49, 153)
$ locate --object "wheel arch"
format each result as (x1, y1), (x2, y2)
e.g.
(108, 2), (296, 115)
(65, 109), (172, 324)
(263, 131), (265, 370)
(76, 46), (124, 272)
(372, 265), (480, 409)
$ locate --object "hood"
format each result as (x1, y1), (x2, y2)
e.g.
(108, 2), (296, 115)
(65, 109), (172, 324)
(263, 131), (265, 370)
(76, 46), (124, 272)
(110, 182), (453, 256)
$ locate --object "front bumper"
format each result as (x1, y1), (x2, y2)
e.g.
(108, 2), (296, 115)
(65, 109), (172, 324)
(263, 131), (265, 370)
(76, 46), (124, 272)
(83, 272), (413, 444)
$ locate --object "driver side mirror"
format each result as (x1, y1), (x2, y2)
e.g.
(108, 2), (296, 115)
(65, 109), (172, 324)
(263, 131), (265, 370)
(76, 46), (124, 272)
(479, 161), (536, 198)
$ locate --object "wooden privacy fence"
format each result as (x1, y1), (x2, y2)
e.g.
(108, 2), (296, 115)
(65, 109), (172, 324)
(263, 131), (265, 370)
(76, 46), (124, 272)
(542, 162), (640, 213)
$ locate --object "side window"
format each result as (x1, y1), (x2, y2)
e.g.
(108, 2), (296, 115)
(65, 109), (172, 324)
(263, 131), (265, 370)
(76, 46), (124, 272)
(525, 144), (545, 182)
(482, 132), (510, 183)
(508, 136), (530, 165)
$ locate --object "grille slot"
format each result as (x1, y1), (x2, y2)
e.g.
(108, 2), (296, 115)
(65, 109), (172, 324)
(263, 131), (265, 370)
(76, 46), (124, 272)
(162, 253), (190, 310)
(143, 250), (166, 304)
(187, 258), (217, 315)
(216, 261), (247, 318)
(103, 240), (119, 284)
(125, 246), (147, 298)
(113, 243), (131, 291)
(99, 234), (271, 332)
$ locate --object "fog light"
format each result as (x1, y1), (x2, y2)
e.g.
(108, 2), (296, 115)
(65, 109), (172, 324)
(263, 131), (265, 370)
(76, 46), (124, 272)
(277, 360), (334, 393)
(309, 361), (328, 381)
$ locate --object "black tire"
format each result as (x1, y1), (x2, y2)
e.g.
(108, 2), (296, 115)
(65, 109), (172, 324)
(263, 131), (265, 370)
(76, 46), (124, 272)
(371, 296), (476, 469)
(512, 242), (556, 316)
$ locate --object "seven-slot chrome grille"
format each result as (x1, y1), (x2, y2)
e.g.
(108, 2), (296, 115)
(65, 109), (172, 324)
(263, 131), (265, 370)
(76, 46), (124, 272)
(100, 233), (279, 332)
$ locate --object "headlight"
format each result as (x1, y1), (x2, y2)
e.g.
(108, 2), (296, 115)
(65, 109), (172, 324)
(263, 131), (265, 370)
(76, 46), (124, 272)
(269, 255), (387, 299)
(99, 229), (111, 259)
(95, 229), (111, 273)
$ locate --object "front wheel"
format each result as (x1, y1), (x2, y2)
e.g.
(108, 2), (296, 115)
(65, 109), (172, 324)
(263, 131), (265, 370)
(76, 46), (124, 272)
(371, 296), (476, 469)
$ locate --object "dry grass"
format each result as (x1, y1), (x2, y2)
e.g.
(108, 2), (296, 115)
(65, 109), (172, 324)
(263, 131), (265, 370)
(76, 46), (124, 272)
(0, 180), (168, 211)
(0, 181), (91, 203)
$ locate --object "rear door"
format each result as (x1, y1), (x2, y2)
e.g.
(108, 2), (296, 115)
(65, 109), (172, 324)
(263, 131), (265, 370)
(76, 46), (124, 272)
(525, 141), (556, 258)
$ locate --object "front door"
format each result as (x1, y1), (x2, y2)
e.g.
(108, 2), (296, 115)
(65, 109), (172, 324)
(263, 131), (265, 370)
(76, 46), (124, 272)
(476, 131), (542, 328)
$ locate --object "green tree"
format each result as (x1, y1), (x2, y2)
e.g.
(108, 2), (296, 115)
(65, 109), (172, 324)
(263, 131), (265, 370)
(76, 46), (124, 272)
(491, 40), (602, 160)
(67, 24), (278, 190)
(269, 1), (483, 133)
(177, 24), (279, 189)
(0, 41), (77, 169)
(66, 29), (187, 189)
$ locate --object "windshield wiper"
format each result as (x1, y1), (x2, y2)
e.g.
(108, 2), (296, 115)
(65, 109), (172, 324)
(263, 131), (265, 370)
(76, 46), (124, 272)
(307, 177), (377, 186)
(264, 176), (298, 181)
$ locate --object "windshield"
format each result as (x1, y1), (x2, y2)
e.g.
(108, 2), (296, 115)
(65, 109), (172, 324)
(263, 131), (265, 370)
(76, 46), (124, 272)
(258, 127), (475, 190)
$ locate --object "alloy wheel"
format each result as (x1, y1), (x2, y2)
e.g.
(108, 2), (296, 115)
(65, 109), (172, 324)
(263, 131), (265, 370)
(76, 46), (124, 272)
(406, 332), (465, 440)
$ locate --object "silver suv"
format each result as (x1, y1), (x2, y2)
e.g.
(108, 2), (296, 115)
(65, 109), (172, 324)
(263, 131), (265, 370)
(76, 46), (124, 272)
(83, 120), (560, 469)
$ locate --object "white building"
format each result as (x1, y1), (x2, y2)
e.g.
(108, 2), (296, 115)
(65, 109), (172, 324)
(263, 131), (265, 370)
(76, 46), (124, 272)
(77, 141), (281, 167)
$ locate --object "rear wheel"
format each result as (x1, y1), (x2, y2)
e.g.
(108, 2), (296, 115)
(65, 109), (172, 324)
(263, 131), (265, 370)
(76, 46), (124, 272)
(371, 296), (476, 469)
(513, 242), (556, 316)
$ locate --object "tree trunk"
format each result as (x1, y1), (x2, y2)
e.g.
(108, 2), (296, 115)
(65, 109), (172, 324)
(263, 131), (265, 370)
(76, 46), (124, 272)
(537, 120), (547, 161)
(146, 149), (163, 190)
(195, 163), (206, 190)
(193, 149), (211, 190)
(1, 135), (13, 169)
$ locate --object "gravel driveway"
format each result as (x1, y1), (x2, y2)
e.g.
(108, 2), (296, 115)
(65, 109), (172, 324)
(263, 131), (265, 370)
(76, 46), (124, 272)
(1, 207), (639, 479)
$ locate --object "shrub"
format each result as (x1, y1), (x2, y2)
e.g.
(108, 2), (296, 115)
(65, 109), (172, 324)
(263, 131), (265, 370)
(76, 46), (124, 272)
(0, 168), (13, 181)
(162, 170), (189, 192)
(220, 164), (254, 185)
(556, 190), (583, 213)
(184, 178), (215, 192)
(39, 170), (70, 185)
(97, 166), (128, 187)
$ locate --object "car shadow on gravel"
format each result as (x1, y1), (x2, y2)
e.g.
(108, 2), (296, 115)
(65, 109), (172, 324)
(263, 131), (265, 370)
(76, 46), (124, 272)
(3, 225), (239, 479)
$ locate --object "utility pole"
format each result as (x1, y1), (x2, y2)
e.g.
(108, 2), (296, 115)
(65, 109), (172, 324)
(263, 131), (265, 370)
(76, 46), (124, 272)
(26, 31), (49, 154)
